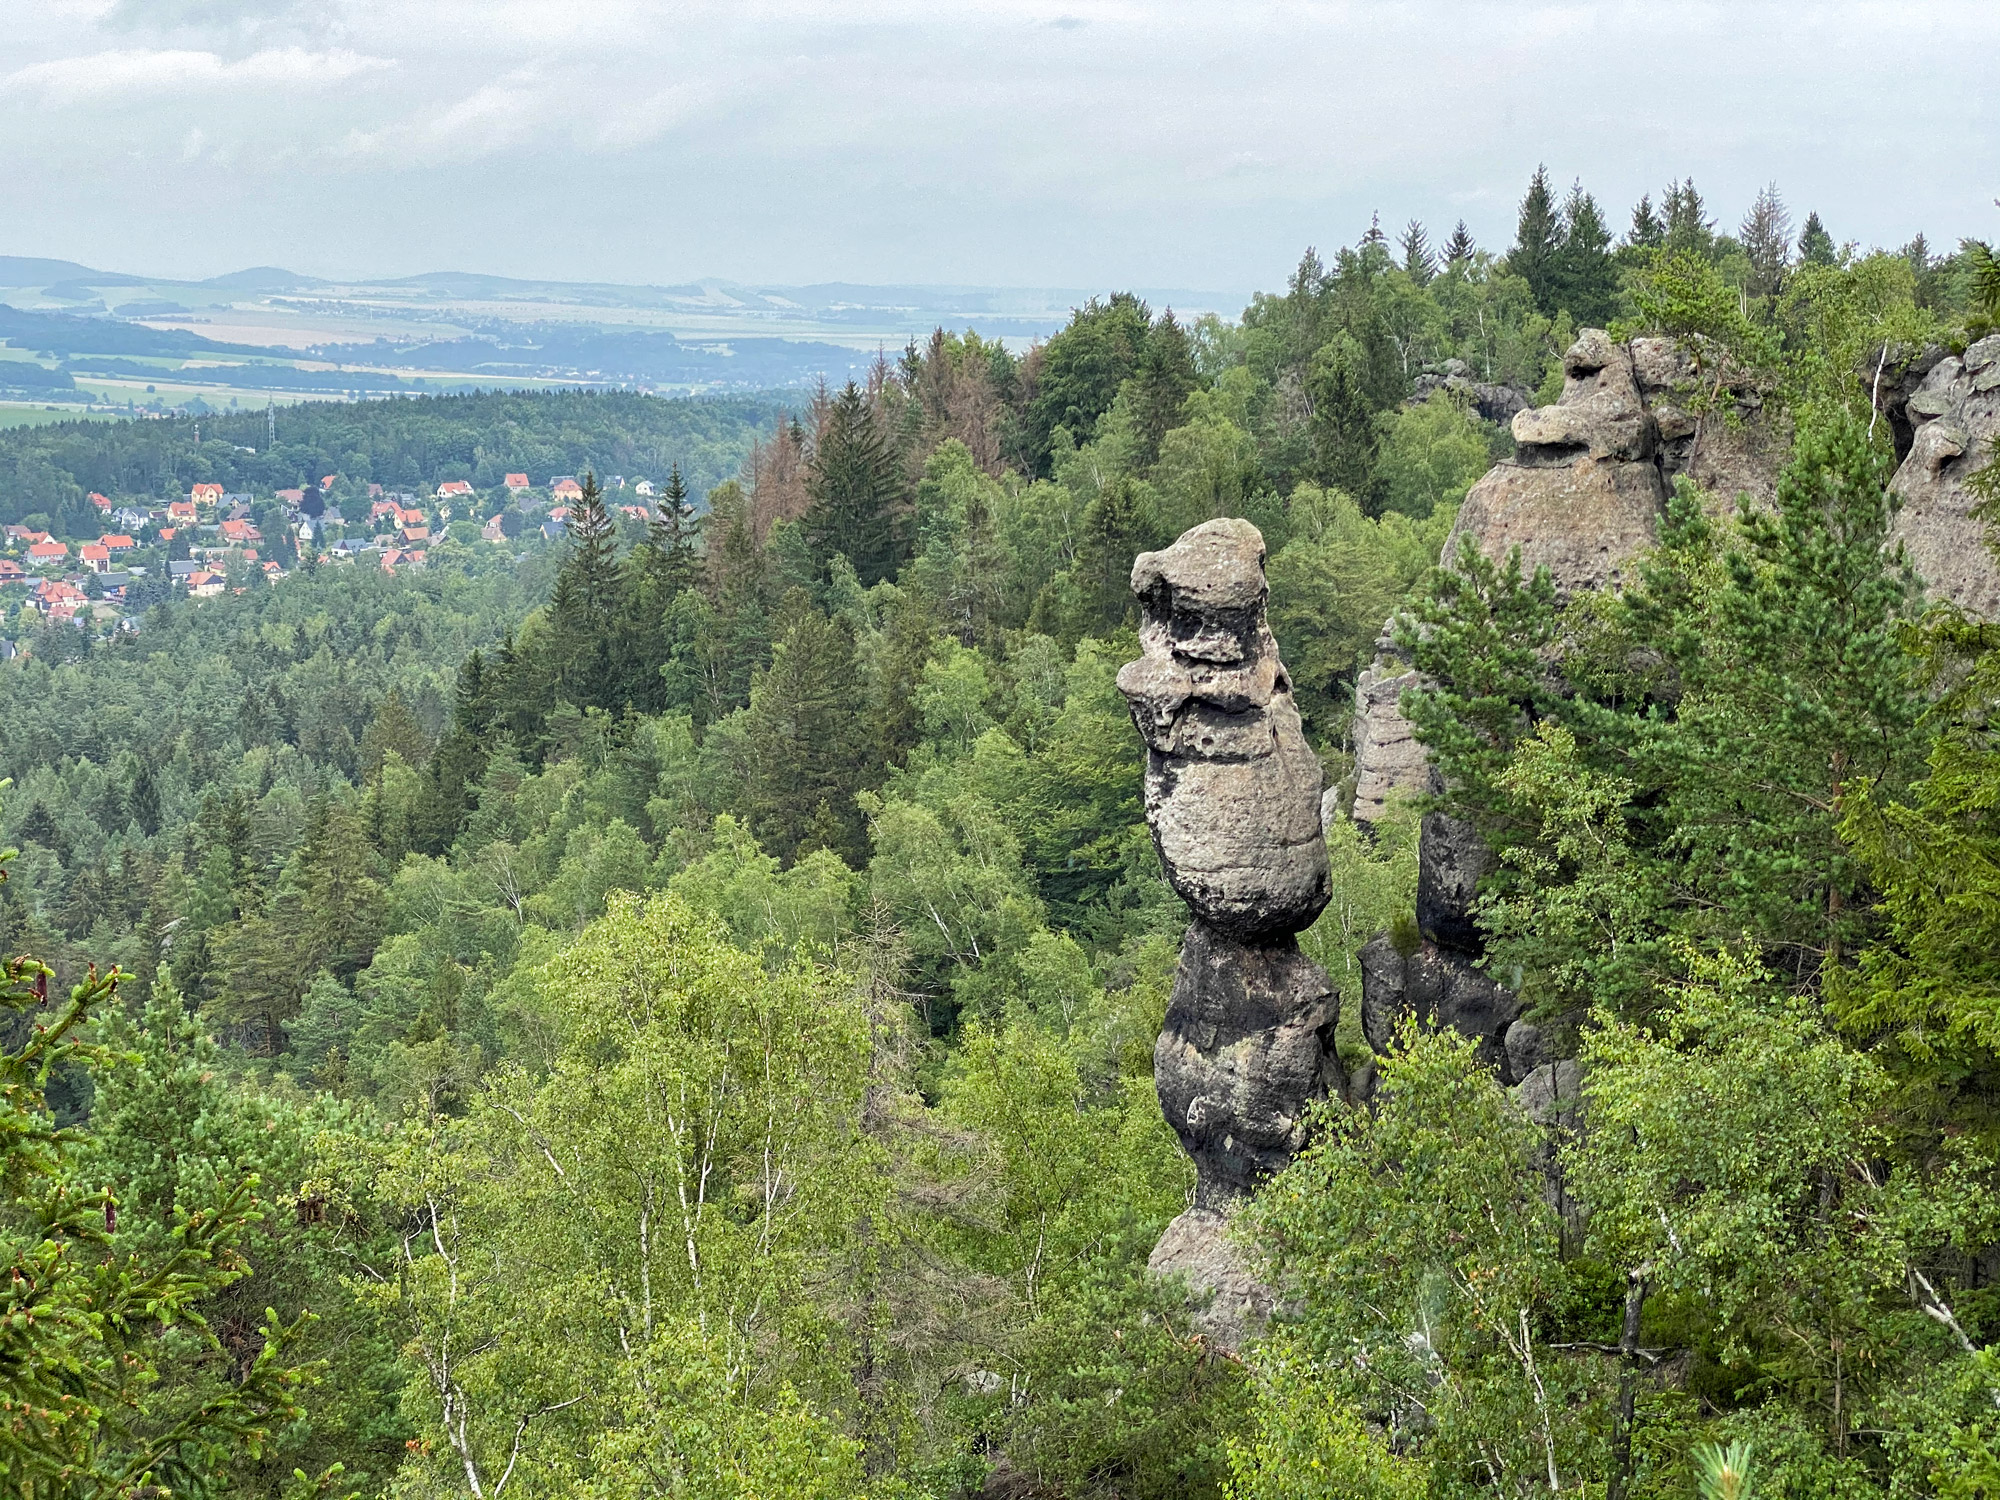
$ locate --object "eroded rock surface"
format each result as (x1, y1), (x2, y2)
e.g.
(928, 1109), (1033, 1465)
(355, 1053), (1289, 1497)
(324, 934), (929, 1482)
(1119, 518), (1331, 940)
(1443, 328), (1668, 596)
(1146, 1206), (1276, 1350)
(1888, 334), (2000, 620)
(1119, 519), (1338, 1349)
(1154, 923), (1336, 1205)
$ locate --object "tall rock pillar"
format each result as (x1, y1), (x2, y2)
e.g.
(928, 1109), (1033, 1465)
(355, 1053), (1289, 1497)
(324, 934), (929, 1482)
(1116, 518), (1335, 1346)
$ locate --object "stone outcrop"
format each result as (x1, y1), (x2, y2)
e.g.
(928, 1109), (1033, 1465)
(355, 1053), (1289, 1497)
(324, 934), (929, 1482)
(1443, 328), (1668, 595)
(1346, 633), (1427, 825)
(1886, 333), (2000, 620)
(1117, 518), (1334, 1348)
(1350, 326), (1796, 829)
(1121, 519), (1331, 941)
(1410, 360), (1532, 425)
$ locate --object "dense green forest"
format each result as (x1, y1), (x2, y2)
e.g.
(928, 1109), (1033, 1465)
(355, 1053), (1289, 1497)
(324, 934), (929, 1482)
(6, 174), (2000, 1499)
(0, 388), (786, 534)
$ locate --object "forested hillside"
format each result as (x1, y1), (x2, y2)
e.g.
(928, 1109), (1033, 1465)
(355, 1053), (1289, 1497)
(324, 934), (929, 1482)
(0, 387), (784, 532)
(5, 175), (2000, 1500)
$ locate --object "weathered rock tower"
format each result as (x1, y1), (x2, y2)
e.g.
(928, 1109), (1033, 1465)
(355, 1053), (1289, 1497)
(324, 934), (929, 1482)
(1115, 517), (1334, 1346)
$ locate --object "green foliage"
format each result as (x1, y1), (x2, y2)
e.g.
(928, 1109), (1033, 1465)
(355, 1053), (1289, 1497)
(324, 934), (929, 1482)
(0, 849), (321, 1496)
(1223, 1350), (1424, 1500)
(1403, 402), (1921, 1017)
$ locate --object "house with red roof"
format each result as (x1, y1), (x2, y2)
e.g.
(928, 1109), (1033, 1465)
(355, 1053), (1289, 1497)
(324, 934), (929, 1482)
(168, 499), (197, 522)
(99, 534), (135, 552)
(400, 524), (431, 544)
(187, 571), (224, 598)
(158, 527), (178, 542)
(371, 499), (401, 520)
(398, 507), (426, 526)
(34, 579), (86, 612)
(550, 477), (584, 503)
(504, 473), (531, 492)
(28, 540), (67, 566)
(0, 560), (23, 580)
(219, 518), (262, 544)
(6, 526), (49, 544)
(190, 483), (224, 506)
(88, 492), (111, 510)
(436, 480), (474, 499)
(275, 487), (305, 505)
(320, 474), (337, 492)
(79, 544), (111, 574)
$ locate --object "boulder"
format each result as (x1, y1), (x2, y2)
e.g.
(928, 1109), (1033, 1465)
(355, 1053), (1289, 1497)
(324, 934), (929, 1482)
(1155, 921), (1337, 1205)
(1889, 340), (2000, 620)
(1147, 1206), (1275, 1352)
(1119, 518), (1331, 940)
(1416, 810), (1494, 954)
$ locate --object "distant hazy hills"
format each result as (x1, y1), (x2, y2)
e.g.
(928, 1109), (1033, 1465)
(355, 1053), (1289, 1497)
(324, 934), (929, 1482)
(0, 254), (1246, 404)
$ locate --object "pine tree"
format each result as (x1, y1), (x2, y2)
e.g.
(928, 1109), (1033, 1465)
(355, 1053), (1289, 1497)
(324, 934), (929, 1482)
(742, 593), (873, 864)
(1551, 182), (1617, 325)
(1126, 309), (1200, 468)
(1442, 220), (1476, 267)
(1508, 165), (1561, 313)
(1798, 211), (1837, 267)
(1739, 183), (1794, 298)
(1398, 219), (1436, 285)
(804, 382), (903, 585)
(1627, 194), (1665, 250)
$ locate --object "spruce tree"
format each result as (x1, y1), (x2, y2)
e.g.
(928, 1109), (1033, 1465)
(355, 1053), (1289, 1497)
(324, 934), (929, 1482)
(1627, 193), (1665, 250)
(1508, 164), (1561, 313)
(742, 592), (873, 864)
(549, 471), (628, 709)
(1306, 336), (1381, 507)
(1551, 182), (1617, 325)
(1398, 219), (1435, 285)
(1798, 211), (1837, 267)
(1441, 220), (1476, 268)
(1661, 177), (1716, 260)
(1126, 309), (1199, 468)
(804, 382), (903, 585)
(1739, 183), (1794, 298)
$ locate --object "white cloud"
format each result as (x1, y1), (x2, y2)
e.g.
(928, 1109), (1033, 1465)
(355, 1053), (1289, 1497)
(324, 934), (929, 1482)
(1, 45), (392, 104)
(0, 1), (1996, 286)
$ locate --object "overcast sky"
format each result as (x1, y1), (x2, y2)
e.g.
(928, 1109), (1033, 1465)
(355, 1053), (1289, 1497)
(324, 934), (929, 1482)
(3, 1), (1996, 294)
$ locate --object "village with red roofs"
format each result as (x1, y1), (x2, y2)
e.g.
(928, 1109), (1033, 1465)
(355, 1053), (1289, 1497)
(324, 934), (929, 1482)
(0, 470), (658, 655)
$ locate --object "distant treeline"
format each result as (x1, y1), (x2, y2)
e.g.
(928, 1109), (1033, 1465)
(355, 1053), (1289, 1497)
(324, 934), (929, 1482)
(0, 388), (789, 533)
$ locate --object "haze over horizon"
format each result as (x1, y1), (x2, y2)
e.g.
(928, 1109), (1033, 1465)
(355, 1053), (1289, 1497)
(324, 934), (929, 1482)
(5, 1), (1997, 293)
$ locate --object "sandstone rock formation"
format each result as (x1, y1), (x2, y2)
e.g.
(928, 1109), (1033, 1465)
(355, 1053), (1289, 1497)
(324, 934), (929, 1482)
(1117, 518), (1334, 1348)
(1121, 520), (1330, 940)
(1409, 359), (1531, 425)
(1443, 328), (1667, 595)
(1351, 325), (1790, 830)
(1886, 333), (2000, 620)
